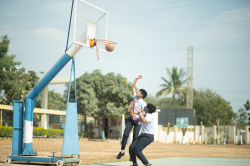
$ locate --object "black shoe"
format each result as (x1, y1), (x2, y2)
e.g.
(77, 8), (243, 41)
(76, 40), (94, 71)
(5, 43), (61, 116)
(116, 152), (125, 159)
(130, 164), (138, 166)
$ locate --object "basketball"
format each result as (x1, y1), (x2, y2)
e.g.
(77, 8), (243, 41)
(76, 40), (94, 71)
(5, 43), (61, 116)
(105, 43), (115, 52)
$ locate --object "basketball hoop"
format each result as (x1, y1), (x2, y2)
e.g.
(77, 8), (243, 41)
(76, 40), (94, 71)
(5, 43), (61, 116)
(89, 38), (117, 66)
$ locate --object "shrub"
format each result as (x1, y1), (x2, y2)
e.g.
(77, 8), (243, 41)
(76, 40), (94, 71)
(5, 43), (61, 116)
(0, 126), (64, 138)
(46, 129), (64, 138)
(0, 126), (13, 137)
(87, 131), (95, 137)
(33, 127), (47, 137)
(79, 132), (87, 137)
(59, 130), (64, 137)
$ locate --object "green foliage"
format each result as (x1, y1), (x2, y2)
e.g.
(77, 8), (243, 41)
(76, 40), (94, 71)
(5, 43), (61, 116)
(33, 127), (46, 137)
(34, 128), (64, 138)
(66, 70), (133, 118)
(156, 67), (187, 106)
(87, 131), (95, 137)
(208, 134), (221, 144)
(0, 35), (65, 109)
(79, 132), (88, 137)
(144, 95), (185, 108)
(233, 107), (248, 127)
(0, 126), (12, 137)
(0, 126), (64, 137)
(46, 129), (64, 138)
(193, 88), (236, 127)
(0, 35), (40, 105)
(243, 100), (250, 125)
(47, 90), (66, 110)
(143, 95), (157, 106)
(219, 126), (230, 139)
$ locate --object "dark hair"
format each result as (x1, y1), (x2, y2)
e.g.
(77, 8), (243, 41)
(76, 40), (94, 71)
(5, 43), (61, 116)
(147, 103), (156, 113)
(140, 89), (147, 99)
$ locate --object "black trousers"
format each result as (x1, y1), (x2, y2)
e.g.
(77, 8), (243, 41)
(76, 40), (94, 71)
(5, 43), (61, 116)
(129, 133), (154, 165)
(121, 117), (141, 150)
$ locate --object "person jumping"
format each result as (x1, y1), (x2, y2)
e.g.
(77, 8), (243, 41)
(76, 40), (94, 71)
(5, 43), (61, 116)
(116, 75), (147, 159)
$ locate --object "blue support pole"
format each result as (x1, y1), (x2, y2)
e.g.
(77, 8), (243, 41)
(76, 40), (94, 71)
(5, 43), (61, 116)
(22, 53), (72, 155)
(21, 29), (84, 155)
(12, 101), (24, 155)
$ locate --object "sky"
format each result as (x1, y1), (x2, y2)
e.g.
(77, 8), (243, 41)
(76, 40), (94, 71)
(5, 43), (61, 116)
(0, 0), (250, 113)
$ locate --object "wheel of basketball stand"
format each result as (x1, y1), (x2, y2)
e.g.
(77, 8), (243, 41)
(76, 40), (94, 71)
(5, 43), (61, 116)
(56, 160), (63, 166)
(5, 158), (11, 164)
(78, 159), (82, 165)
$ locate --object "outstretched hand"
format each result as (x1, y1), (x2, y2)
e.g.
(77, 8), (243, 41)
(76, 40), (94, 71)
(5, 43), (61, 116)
(136, 75), (142, 80)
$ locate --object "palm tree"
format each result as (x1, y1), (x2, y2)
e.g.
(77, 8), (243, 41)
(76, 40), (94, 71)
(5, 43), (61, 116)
(156, 67), (187, 106)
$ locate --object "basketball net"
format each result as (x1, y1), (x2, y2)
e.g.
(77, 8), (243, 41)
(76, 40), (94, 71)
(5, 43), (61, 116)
(92, 39), (117, 67)
(95, 42), (102, 66)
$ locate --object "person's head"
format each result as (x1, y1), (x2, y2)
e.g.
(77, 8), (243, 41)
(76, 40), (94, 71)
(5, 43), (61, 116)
(145, 103), (156, 114)
(136, 89), (147, 99)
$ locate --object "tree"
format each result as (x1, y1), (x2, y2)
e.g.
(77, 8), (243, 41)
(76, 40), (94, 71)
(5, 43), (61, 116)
(66, 70), (133, 139)
(244, 100), (250, 125)
(65, 71), (98, 117)
(156, 67), (187, 106)
(35, 90), (66, 110)
(142, 95), (157, 106)
(66, 69), (133, 118)
(233, 107), (248, 127)
(0, 35), (40, 105)
(193, 88), (236, 127)
(157, 97), (183, 108)
(99, 72), (132, 117)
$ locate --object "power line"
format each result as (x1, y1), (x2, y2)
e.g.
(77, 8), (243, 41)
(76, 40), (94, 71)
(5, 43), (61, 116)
(12, 44), (250, 58)
(109, 0), (239, 14)
(110, 6), (250, 23)
(2, 17), (250, 32)
(110, 11), (250, 26)
(107, 0), (197, 11)
(109, 20), (250, 35)
(0, 0), (236, 20)
(4, 21), (250, 40)
(0, 0), (195, 19)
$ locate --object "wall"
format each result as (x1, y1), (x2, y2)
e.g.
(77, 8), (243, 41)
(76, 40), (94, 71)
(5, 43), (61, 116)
(245, 126), (250, 144)
(158, 125), (250, 144)
(109, 117), (123, 138)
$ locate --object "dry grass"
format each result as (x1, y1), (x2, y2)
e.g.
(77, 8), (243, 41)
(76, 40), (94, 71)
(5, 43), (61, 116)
(0, 138), (250, 165)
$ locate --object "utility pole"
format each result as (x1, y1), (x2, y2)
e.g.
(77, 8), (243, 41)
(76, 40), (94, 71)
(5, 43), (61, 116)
(187, 46), (193, 109)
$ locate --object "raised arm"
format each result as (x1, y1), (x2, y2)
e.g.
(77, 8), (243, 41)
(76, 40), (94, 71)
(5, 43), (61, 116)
(132, 76), (141, 95)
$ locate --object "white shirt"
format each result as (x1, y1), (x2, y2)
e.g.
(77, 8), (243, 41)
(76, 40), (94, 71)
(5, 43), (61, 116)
(132, 93), (147, 116)
(137, 113), (155, 135)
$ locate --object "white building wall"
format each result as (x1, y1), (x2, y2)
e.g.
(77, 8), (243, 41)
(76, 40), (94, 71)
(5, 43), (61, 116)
(245, 126), (250, 144)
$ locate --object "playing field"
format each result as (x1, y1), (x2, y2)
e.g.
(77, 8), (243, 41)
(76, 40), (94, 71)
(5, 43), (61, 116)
(0, 139), (250, 165)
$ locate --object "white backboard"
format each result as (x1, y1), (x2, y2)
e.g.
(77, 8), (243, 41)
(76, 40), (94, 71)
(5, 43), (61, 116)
(73, 0), (108, 52)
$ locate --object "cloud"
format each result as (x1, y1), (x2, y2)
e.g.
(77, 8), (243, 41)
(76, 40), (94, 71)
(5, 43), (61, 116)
(191, 7), (250, 44)
(215, 7), (250, 22)
(32, 26), (66, 37)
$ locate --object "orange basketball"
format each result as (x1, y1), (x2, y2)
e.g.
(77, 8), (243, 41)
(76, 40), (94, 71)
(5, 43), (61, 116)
(105, 43), (115, 52)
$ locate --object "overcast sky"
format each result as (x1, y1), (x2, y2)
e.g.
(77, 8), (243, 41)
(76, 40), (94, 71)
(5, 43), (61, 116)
(1, 0), (250, 113)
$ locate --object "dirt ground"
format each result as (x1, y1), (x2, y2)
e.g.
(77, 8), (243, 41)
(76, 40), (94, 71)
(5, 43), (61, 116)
(0, 138), (250, 165)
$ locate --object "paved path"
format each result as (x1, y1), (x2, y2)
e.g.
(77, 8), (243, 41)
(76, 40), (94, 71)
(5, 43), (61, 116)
(83, 158), (250, 166)
(1, 158), (250, 166)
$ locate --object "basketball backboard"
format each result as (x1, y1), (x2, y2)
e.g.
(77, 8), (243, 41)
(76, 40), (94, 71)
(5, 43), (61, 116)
(73, 0), (108, 52)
